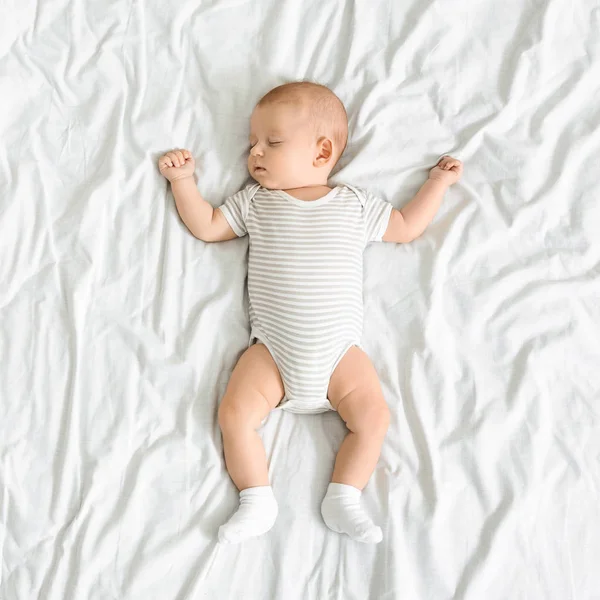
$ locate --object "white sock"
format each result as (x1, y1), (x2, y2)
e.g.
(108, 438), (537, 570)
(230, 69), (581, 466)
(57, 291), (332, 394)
(218, 486), (278, 544)
(321, 483), (382, 543)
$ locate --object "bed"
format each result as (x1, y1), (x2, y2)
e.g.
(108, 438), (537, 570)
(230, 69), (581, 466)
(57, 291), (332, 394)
(1, 0), (599, 598)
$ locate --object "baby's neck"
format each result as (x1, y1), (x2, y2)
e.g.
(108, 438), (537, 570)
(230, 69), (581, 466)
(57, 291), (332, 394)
(282, 184), (332, 201)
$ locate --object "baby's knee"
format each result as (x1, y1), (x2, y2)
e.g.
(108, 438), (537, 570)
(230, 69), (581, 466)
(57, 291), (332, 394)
(354, 398), (390, 438)
(370, 402), (391, 437)
(218, 396), (265, 432)
(218, 401), (247, 432)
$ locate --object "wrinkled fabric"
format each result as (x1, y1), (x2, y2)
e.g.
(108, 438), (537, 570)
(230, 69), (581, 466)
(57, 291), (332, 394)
(1, 1), (599, 598)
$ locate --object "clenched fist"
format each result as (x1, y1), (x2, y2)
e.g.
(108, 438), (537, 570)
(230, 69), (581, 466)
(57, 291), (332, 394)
(158, 149), (195, 182)
(429, 156), (463, 186)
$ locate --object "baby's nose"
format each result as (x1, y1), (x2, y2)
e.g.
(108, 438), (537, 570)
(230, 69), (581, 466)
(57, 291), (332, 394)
(250, 144), (264, 157)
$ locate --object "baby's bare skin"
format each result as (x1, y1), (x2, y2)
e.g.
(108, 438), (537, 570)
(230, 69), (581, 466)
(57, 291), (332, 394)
(158, 82), (463, 542)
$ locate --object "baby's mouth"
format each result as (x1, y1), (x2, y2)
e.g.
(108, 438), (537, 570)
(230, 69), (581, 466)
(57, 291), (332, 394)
(254, 166), (266, 174)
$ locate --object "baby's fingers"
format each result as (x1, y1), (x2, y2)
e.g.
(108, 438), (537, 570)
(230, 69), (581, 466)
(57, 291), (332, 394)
(443, 158), (462, 172)
(159, 155), (174, 170)
(449, 160), (463, 174)
(170, 150), (183, 167)
(165, 152), (178, 166)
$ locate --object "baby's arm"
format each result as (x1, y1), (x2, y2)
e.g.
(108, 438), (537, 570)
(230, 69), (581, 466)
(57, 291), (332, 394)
(383, 156), (463, 244)
(158, 149), (237, 242)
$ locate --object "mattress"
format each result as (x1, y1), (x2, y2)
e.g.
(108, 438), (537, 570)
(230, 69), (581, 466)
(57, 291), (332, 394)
(1, 0), (599, 598)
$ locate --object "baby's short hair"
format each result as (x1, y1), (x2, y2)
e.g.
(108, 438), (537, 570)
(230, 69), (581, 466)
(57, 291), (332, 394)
(258, 81), (348, 165)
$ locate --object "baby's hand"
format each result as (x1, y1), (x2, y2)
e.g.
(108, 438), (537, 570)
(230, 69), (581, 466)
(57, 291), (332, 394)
(429, 156), (463, 186)
(158, 149), (195, 182)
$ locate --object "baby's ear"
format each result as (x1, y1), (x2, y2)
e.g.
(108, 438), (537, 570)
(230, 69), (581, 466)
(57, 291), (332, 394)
(314, 137), (333, 167)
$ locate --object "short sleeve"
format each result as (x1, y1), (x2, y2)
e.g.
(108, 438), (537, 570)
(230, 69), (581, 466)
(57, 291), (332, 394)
(218, 184), (259, 237)
(350, 187), (393, 244)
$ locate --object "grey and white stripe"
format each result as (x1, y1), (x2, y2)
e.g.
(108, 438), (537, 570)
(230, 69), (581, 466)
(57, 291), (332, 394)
(219, 184), (392, 414)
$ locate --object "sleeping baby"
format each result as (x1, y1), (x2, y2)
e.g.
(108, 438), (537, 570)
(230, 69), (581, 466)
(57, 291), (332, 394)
(158, 82), (463, 544)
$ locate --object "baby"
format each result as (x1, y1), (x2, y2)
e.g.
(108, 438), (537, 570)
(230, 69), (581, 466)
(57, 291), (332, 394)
(158, 82), (463, 544)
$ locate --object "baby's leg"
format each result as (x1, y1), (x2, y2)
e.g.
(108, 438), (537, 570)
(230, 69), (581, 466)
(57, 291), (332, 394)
(328, 347), (390, 488)
(217, 343), (284, 543)
(322, 346), (390, 543)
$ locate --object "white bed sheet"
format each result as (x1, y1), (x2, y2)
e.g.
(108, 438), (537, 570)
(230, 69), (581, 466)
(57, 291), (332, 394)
(2, 0), (600, 598)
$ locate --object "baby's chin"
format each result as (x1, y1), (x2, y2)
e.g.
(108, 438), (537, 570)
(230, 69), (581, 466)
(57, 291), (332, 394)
(250, 170), (281, 189)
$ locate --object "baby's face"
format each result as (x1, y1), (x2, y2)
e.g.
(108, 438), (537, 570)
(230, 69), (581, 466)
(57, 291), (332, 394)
(248, 103), (321, 189)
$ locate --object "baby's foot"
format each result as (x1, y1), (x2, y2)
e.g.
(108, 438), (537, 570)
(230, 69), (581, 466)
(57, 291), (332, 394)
(321, 483), (382, 543)
(218, 486), (278, 544)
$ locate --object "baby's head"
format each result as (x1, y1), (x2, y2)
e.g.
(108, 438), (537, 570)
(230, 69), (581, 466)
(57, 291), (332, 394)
(248, 82), (348, 189)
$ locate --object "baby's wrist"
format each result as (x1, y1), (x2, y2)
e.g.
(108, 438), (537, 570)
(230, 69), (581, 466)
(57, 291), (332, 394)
(427, 175), (451, 187)
(170, 174), (195, 184)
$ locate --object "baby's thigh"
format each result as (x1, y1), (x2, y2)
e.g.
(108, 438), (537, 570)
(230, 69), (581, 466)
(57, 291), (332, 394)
(328, 346), (382, 406)
(219, 343), (285, 428)
(327, 346), (388, 431)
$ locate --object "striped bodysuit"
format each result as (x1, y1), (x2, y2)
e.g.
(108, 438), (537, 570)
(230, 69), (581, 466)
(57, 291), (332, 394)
(219, 184), (392, 414)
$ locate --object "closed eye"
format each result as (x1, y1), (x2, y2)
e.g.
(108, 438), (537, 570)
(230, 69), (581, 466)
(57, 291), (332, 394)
(268, 141), (282, 146)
